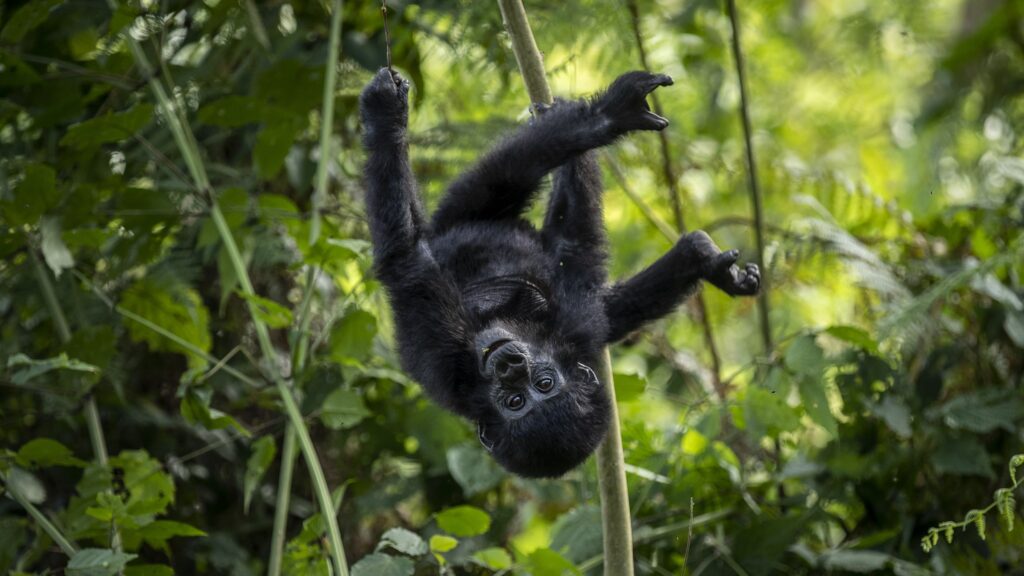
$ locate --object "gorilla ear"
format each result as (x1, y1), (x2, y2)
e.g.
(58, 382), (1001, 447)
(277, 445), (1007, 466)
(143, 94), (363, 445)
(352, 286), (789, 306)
(478, 422), (495, 453)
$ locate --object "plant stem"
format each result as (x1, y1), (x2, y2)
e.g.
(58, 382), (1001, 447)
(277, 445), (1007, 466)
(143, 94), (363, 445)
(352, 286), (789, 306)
(310, 0), (343, 246)
(30, 251), (122, 558)
(1, 472), (78, 556)
(107, 4), (348, 573)
(496, 1), (633, 573)
(268, 426), (298, 576)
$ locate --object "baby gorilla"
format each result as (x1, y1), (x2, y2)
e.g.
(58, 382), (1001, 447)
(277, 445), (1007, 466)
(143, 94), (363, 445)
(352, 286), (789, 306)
(360, 69), (760, 478)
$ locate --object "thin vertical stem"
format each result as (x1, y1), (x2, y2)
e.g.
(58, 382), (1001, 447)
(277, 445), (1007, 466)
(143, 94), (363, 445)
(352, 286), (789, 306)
(106, 3), (348, 573)
(30, 251), (122, 557)
(624, 0), (727, 400)
(310, 0), (344, 246)
(267, 426), (298, 576)
(496, 2), (633, 574)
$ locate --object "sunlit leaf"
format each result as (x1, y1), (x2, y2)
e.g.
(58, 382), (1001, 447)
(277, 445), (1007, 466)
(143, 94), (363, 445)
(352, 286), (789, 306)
(16, 438), (86, 468)
(67, 549), (137, 576)
(436, 505), (490, 537)
(320, 388), (370, 430)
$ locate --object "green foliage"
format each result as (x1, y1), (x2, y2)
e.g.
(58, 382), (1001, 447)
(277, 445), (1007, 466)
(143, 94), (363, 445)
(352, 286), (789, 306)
(2, 0), (1022, 574)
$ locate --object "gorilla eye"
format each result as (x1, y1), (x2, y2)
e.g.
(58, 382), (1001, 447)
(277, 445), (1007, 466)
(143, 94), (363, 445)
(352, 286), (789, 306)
(535, 377), (554, 393)
(506, 394), (526, 411)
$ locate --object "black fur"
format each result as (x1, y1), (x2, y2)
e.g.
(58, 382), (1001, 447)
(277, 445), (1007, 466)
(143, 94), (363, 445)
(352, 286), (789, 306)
(359, 69), (760, 478)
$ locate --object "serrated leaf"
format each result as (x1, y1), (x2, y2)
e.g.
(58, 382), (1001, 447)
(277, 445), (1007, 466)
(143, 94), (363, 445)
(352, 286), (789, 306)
(472, 547), (513, 570)
(350, 553), (414, 576)
(550, 505), (602, 563)
(136, 520), (205, 554)
(436, 505), (490, 537)
(377, 527), (427, 557)
(61, 104), (154, 149)
(67, 549), (137, 576)
(935, 388), (1023, 433)
(16, 438), (86, 468)
(320, 388), (370, 430)
(40, 217), (74, 277)
(744, 387), (800, 438)
(244, 436), (277, 513)
(932, 437), (995, 478)
(446, 442), (503, 497)
(7, 353), (100, 386)
(329, 309), (377, 364)
(785, 335), (827, 377)
(236, 291), (293, 329)
(121, 279), (211, 370)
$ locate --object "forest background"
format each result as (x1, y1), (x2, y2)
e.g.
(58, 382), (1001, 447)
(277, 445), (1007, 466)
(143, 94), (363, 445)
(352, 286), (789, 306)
(1, 0), (1023, 575)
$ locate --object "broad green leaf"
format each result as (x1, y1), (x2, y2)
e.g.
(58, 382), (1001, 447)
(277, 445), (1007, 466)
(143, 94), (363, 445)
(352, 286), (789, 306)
(320, 388), (370, 430)
(350, 553), (414, 576)
(821, 550), (892, 572)
(67, 549), (137, 576)
(329, 309), (377, 364)
(7, 353), (100, 386)
(0, 0), (64, 43)
(121, 279), (211, 370)
(932, 437), (994, 478)
(40, 217), (74, 277)
(436, 505), (490, 537)
(377, 527), (427, 557)
(935, 388), (1023, 433)
(550, 505), (602, 563)
(472, 547), (513, 570)
(825, 325), (880, 354)
(612, 371), (645, 402)
(870, 395), (912, 438)
(74, 451), (174, 523)
(446, 442), (504, 497)
(428, 534), (458, 553)
(5, 467), (46, 504)
(784, 334), (827, 377)
(244, 436), (277, 513)
(744, 387), (800, 438)
(522, 548), (580, 576)
(2, 163), (59, 226)
(180, 391), (250, 436)
(797, 375), (837, 437)
(136, 520), (206, 554)
(124, 565), (174, 576)
(733, 515), (810, 576)
(236, 291), (293, 329)
(16, 438), (86, 468)
(61, 104), (154, 149)
(254, 123), (300, 179)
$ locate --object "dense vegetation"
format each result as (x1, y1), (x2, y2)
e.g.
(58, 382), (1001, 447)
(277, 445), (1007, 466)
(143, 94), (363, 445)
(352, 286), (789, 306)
(1, 0), (1022, 574)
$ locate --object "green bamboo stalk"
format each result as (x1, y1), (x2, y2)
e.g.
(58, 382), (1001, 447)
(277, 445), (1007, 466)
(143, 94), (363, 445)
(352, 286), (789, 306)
(30, 251), (122, 558)
(1, 471), (78, 556)
(106, 4), (348, 573)
(495, 2), (634, 574)
(270, 0), (343, 570)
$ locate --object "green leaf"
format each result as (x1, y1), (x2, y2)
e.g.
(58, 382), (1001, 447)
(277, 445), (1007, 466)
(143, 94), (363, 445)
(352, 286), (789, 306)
(932, 437), (994, 478)
(797, 375), (837, 437)
(329, 309), (377, 364)
(40, 217), (74, 277)
(350, 553), (414, 576)
(522, 548), (580, 576)
(2, 163), (59, 226)
(377, 527), (427, 557)
(870, 395), (912, 438)
(436, 505), (491, 537)
(136, 520), (205, 554)
(180, 391), (250, 436)
(428, 534), (458, 553)
(16, 438), (86, 468)
(197, 96), (272, 127)
(254, 122), (300, 179)
(472, 547), (513, 570)
(67, 549), (137, 576)
(784, 334), (828, 377)
(320, 388), (370, 430)
(744, 387), (800, 438)
(5, 467), (46, 504)
(550, 505), (602, 563)
(612, 371), (645, 402)
(244, 436), (277, 513)
(124, 565), (174, 576)
(61, 104), (154, 149)
(236, 291), (293, 329)
(446, 442), (504, 497)
(821, 550), (892, 572)
(732, 515), (810, 576)
(935, 388), (1022, 433)
(0, 0), (64, 43)
(825, 325), (880, 354)
(121, 279), (212, 370)
(7, 353), (100, 386)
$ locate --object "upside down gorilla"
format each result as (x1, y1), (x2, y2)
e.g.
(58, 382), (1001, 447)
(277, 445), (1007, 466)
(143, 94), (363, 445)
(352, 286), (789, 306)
(360, 68), (760, 478)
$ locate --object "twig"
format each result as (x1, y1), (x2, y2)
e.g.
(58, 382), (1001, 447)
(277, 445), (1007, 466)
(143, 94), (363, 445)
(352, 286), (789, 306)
(382, 1), (393, 72)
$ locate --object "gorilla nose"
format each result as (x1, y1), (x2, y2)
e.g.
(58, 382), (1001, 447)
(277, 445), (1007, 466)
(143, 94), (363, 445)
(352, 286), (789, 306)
(494, 351), (526, 381)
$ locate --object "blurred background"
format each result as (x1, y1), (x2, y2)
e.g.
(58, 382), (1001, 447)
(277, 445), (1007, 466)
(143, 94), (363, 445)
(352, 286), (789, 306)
(1, 0), (1022, 574)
